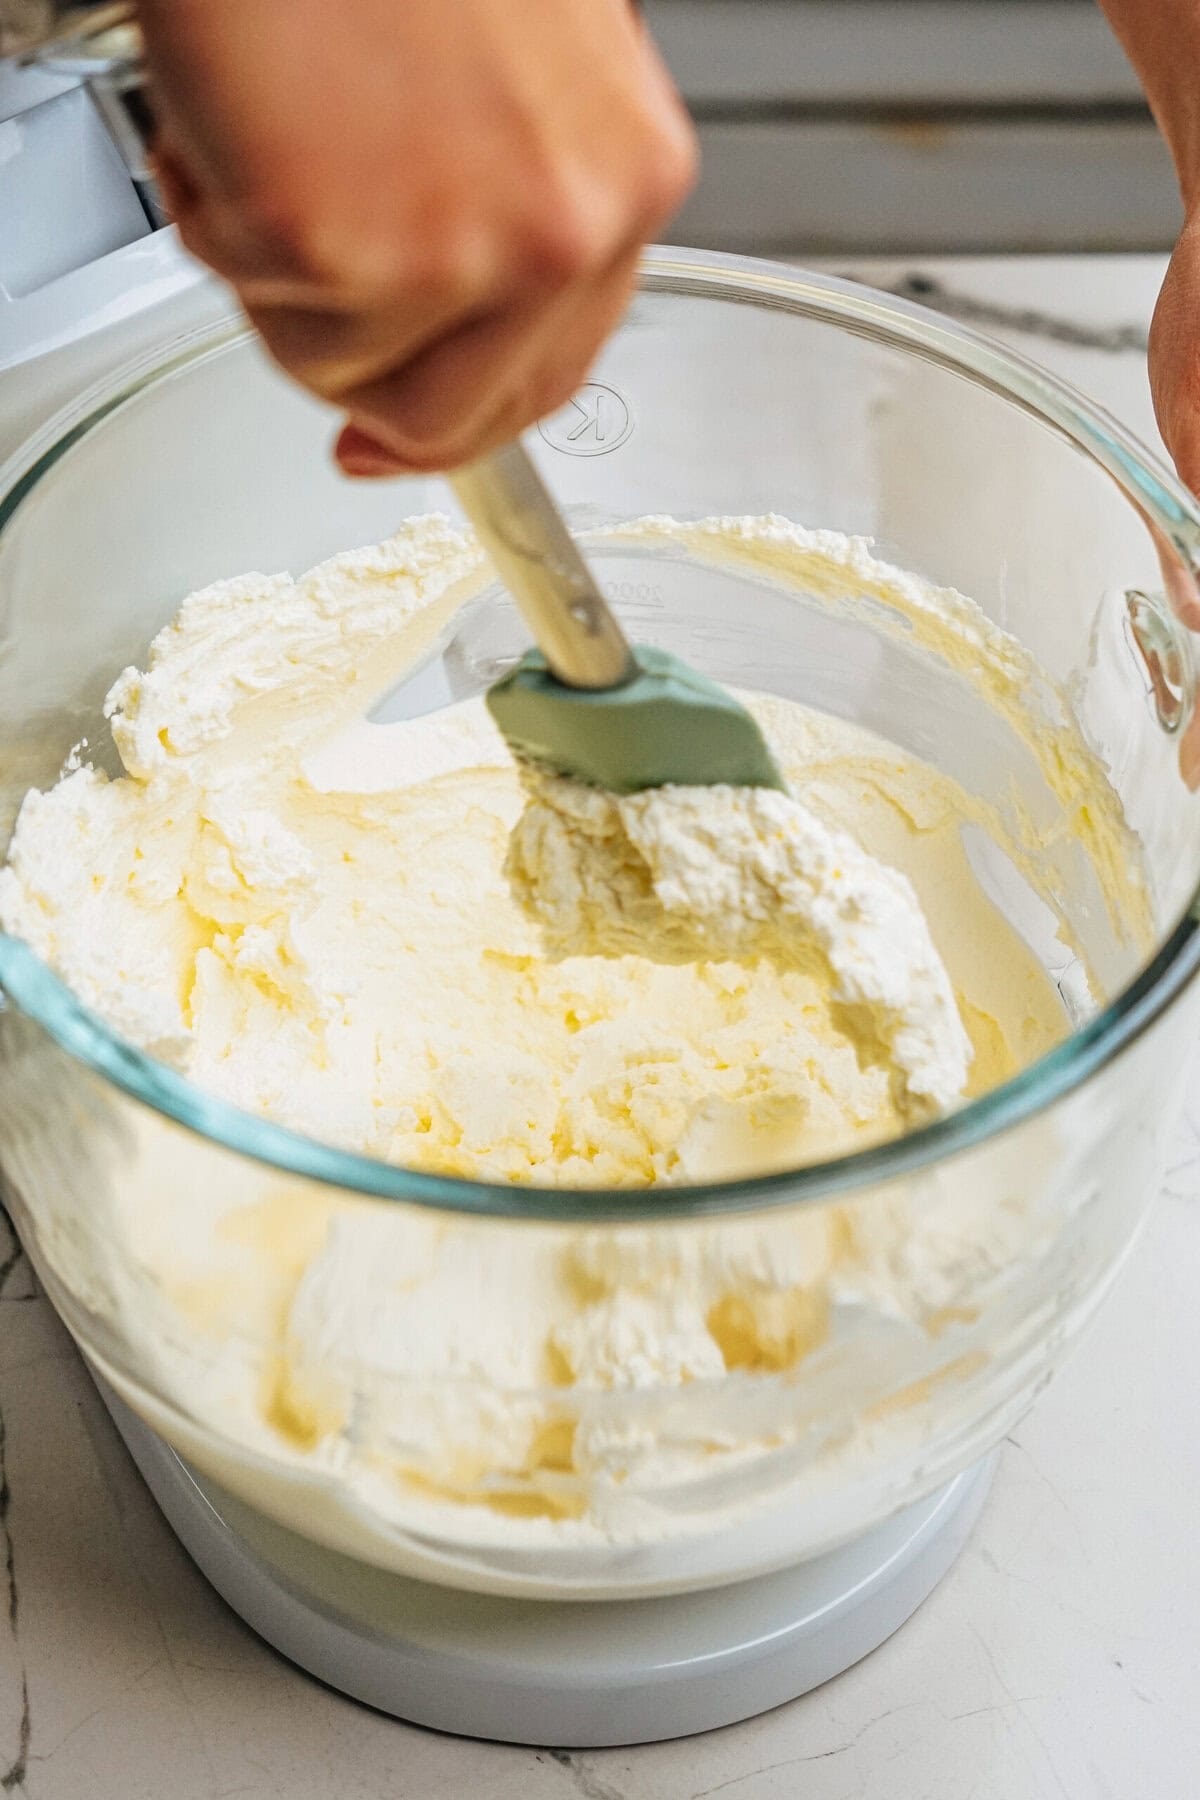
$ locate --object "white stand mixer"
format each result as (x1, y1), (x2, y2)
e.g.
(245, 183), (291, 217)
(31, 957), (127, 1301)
(99, 1378), (994, 1746)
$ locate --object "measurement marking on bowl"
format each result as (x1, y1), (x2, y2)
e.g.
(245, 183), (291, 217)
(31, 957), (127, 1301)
(538, 383), (634, 457)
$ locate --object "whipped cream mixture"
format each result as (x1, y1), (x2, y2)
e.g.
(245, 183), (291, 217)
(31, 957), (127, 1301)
(0, 514), (1114, 1590)
(508, 771), (972, 1120)
(0, 516), (1054, 1182)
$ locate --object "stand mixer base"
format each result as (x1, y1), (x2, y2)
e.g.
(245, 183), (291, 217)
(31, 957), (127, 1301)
(99, 1381), (995, 1747)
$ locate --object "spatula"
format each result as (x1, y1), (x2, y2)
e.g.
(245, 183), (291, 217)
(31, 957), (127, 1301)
(451, 442), (784, 795)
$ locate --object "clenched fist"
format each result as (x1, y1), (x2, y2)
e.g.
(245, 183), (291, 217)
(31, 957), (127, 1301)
(138, 0), (696, 475)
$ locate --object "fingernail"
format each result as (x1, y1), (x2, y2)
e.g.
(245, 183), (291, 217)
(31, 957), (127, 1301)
(1180, 723), (1200, 791)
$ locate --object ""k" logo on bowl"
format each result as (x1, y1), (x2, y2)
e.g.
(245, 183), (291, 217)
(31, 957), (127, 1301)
(538, 383), (634, 457)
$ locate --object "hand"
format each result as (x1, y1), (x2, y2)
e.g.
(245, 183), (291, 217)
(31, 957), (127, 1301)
(1145, 221), (1200, 785)
(1149, 215), (1200, 497)
(137, 0), (696, 476)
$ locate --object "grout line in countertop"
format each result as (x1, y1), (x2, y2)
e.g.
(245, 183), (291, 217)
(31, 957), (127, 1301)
(0, 1673), (30, 1796)
(549, 1750), (631, 1800)
(0, 1395), (32, 1794)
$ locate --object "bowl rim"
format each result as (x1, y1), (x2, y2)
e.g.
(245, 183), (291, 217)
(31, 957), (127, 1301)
(2, 245), (1199, 1224)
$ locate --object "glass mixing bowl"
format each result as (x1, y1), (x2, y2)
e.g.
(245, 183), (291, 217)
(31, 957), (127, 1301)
(1, 250), (1199, 1601)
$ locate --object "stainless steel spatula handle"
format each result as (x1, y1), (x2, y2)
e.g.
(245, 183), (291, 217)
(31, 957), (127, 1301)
(451, 442), (635, 691)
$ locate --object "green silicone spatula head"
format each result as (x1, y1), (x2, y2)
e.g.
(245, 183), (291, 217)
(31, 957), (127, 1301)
(451, 443), (784, 795)
(486, 646), (783, 794)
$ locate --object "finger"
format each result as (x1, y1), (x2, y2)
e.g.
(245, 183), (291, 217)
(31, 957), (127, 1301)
(337, 299), (559, 462)
(147, 136), (200, 221)
(1145, 517), (1200, 633)
(1143, 504), (1200, 791)
(337, 247), (640, 471)
(1149, 225), (1200, 495)
(1180, 712), (1200, 791)
(509, 244), (642, 425)
(241, 292), (490, 399)
(1166, 414), (1200, 501)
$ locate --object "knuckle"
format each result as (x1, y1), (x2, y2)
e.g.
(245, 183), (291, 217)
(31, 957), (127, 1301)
(517, 120), (699, 290)
(518, 201), (607, 290)
(639, 114), (699, 220)
(239, 191), (348, 288)
(397, 229), (490, 304)
(237, 193), (482, 302)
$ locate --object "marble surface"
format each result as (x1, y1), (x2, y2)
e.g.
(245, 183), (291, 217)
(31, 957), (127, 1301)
(3, 254), (1199, 1799)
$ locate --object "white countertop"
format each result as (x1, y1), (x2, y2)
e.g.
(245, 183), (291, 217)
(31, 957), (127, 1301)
(2, 254), (1198, 1800)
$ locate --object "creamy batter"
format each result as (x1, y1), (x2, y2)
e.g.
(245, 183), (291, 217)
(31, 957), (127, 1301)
(507, 769), (973, 1122)
(0, 514), (1113, 1588)
(0, 516), (1058, 1183)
